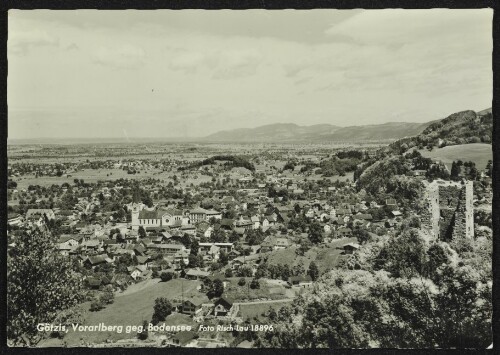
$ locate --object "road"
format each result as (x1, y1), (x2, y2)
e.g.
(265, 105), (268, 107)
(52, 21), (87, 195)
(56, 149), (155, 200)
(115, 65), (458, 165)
(235, 298), (294, 306)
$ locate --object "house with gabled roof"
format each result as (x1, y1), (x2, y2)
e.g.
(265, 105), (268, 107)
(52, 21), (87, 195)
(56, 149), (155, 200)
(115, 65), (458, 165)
(58, 234), (83, 248)
(185, 268), (210, 281)
(336, 227), (353, 238)
(189, 207), (208, 222)
(86, 277), (102, 289)
(288, 275), (313, 288)
(127, 265), (149, 280)
(83, 254), (109, 269)
(220, 219), (234, 231)
(260, 236), (290, 253)
(213, 296), (235, 317)
(385, 198), (397, 207)
(26, 209), (55, 221)
(181, 295), (209, 316)
(250, 215), (261, 229)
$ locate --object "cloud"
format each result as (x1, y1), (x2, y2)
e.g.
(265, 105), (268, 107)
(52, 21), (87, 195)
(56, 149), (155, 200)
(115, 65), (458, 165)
(167, 47), (262, 79)
(92, 44), (145, 69)
(325, 9), (492, 46)
(65, 43), (79, 51)
(168, 50), (207, 73)
(8, 29), (59, 55)
(212, 48), (262, 79)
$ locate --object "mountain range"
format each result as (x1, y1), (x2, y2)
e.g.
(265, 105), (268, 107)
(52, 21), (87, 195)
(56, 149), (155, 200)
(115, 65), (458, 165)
(203, 108), (491, 143)
(204, 120), (434, 143)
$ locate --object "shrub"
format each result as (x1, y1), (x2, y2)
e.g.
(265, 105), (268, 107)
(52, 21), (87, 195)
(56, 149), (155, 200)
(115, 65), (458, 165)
(160, 272), (173, 282)
(89, 299), (104, 312)
(100, 290), (114, 305)
(138, 320), (149, 340)
(250, 279), (260, 289)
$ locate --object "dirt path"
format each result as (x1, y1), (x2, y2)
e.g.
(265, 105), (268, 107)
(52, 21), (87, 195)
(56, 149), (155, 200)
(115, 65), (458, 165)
(116, 278), (160, 297)
(235, 298), (294, 306)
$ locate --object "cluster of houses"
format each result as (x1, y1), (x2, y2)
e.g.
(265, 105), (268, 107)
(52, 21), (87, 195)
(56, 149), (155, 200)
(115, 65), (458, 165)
(8, 182), (404, 286)
(7, 155), (414, 332)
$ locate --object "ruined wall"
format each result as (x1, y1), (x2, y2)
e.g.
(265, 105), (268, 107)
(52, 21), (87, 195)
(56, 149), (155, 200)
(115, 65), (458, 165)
(422, 183), (440, 238)
(422, 180), (474, 241)
(451, 181), (474, 240)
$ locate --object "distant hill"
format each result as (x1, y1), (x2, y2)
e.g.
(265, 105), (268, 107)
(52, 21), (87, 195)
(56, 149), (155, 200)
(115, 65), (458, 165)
(321, 122), (431, 142)
(420, 109), (492, 144)
(387, 108), (493, 154)
(477, 107), (492, 116)
(204, 121), (431, 143)
(204, 123), (341, 142)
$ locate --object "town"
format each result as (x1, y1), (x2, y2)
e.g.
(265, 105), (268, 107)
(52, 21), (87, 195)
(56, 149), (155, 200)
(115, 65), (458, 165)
(6, 109), (493, 348)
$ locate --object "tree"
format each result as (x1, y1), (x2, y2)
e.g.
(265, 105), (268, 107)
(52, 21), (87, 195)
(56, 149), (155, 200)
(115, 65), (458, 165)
(160, 272), (174, 282)
(190, 239), (199, 256)
(353, 228), (371, 245)
(210, 262), (222, 271)
(229, 230), (240, 243)
(7, 180), (17, 189)
(219, 251), (229, 266)
(7, 227), (84, 346)
(208, 279), (224, 299)
(308, 222), (323, 244)
(250, 278), (260, 289)
(238, 277), (246, 286)
(142, 195), (153, 208)
(116, 232), (125, 243)
(225, 268), (234, 277)
(138, 226), (147, 238)
(307, 261), (320, 281)
(188, 254), (199, 268)
(181, 234), (192, 249)
(424, 243), (449, 280)
(450, 161), (461, 181)
(100, 287), (115, 305)
(90, 299), (105, 312)
(237, 265), (254, 277)
(297, 237), (312, 256)
(151, 298), (173, 325)
(138, 320), (149, 340)
(486, 160), (492, 177)
(374, 228), (427, 278)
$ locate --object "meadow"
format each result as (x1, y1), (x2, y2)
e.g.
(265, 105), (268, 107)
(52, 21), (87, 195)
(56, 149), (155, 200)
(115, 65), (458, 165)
(419, 143), (492, 170)
(40, 278), (201, 346)
(265, 237), (358, 274)
(238, 300), (293, 321)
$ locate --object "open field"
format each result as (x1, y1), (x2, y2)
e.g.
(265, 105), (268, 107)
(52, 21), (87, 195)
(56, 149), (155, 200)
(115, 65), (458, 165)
(307, 171), (354, 183)
(13, 168), (212, 190)
(314, 237), (359, 273)
(41, 279), (201, 346)
(419, 143), (492, 170)
(266, 237), (358, 274)
(238, 300), (293, 320)
(223, 277), (290, 302)
(14, 169), (165, 190)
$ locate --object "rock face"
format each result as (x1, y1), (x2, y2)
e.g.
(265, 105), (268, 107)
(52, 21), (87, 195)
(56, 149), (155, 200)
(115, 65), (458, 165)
(422, 180), (474, 241)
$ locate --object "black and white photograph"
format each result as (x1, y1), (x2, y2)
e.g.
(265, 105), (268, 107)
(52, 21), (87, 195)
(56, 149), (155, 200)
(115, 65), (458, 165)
(6, 8), (494, 348)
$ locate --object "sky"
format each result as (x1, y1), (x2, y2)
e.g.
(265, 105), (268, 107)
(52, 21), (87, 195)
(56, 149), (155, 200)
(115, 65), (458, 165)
(8, 9), (493, 139)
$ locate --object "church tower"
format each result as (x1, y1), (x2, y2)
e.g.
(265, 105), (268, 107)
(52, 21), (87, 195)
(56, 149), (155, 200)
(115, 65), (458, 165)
(131, 204), (140, 230)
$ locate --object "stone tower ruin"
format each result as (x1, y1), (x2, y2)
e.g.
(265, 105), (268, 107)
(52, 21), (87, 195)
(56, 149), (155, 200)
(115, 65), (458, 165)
(422, 179), (474, 241)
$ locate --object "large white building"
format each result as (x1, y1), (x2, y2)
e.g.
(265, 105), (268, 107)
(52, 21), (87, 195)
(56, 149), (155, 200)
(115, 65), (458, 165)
(131, 205), (187, 231)
(188, 207), (222, 223)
